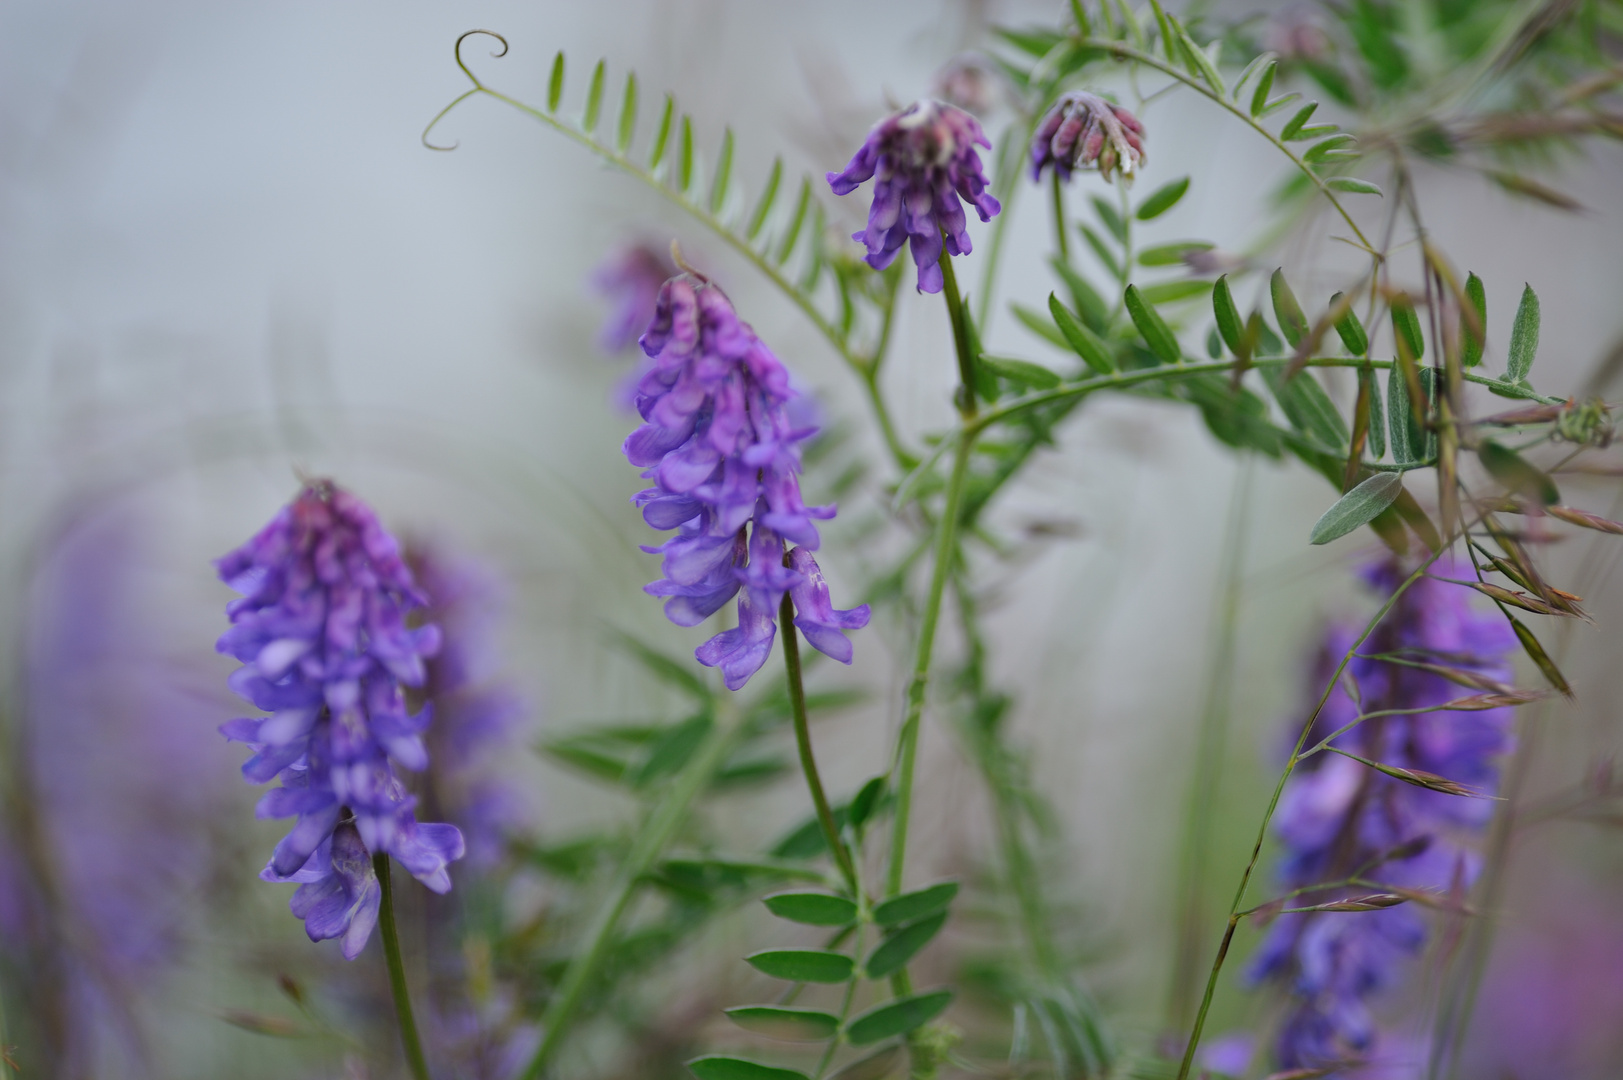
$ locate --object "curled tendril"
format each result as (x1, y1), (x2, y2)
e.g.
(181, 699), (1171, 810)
(421, 29), (509, 151)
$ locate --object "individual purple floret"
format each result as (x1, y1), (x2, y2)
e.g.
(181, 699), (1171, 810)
(1030, 91), (1146, 184)
(217, 481), (465, 958)
(826, 99), (1001, 294)
(1249, 559), (1517, 1074)
(626, 275), (869, 689)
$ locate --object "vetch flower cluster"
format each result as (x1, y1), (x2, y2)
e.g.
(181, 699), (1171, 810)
(827, 99), (1000, 294)
(217, 482), (465, 959)
(1250, 560), (1517, 1073)
(1030, 91), (1146, 184)
(626, 275), (869, 690)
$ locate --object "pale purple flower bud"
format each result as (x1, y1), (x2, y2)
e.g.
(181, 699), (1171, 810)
(827, 99), (1001, 294)
(932, 54), (1000, 118)
(218, 482), (465, 957)
(627, 277), (869, 689)
(1030, 91), (1146, 184)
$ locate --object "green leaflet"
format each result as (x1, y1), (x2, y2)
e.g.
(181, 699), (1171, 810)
(1269, 269), (1309, 348)
(1125, 285), (1181, 363)
(865, 913), (948, 978)
(872, 881), (959, 926)
(688, 1057), (810, 1080)
(762, 892), (857, 926)
(1261, 367), (1348, 451)
(724, 1006), (840, 1042)
(744, 949), (854, 983)
(1461, 272), (1487, 368)
(1135, 176), (1190, 220)
(845, 991), (954, 1046)
(1048, 293), (1114, 374)
(1310, 472), (1407, 545)
(1506, 283), (1540, 383)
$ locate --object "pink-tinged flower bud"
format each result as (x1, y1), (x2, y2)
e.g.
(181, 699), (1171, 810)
(1030, 91), (1146, 185)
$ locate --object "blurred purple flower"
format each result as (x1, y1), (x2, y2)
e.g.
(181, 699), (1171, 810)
(627, 276), (869, 689)
(932, 54), (1001, 117)
(1030, 91), (1146, 185)
(216, 481), (464, 958)
(826, 99), (1000, 294)
(592, 243), (677, 353)
(0, 497), (237, 1070)
(410, 544), (526, 870)
(1249, 559), (1516, 1074)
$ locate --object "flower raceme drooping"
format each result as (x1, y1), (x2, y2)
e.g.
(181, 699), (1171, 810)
(1030, 91), (1146, 184)
(1249, 560), (1518, 1074)
(826, 99), (1000, 294)
(626, 275), (869, 690)
(217, 482), (465, 959)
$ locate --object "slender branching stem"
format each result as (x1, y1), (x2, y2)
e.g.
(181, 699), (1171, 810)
(781, 590), (860, 891)
(937, 251), (979, 419)
(971, 355), (1561, 438)
(374, 853), (432, 1080)
(1050, 170), (1070, 263)
(887, 436), (973, 899)
(521, 701), (749, 1078)
(1174, 548), (1448, 1080)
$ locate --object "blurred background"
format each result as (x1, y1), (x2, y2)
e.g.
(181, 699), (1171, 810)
(1, 1), (1620, 1077)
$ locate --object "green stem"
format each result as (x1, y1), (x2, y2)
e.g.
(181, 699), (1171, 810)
(1166, 456), (1253, 1031)
(1174, 550), (1447, 1080)
(970, 355), (1562, 438)
(781, 589), (859, 891)
(374, 853), (432, 1080)
(1050, 170), (1070, 264)
(520, 704), (749, 1078)
(887, 434), (973, 900)
(937, 251), (978, 419)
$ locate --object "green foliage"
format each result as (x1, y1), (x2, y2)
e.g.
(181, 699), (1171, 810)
(844, 991), (954, 1045)
(1507, 284), (1541, 383)
(745, 949), (855, 983)
(688, 1056), (810, 1080)
(1462, 273), (1487, 368)
(1125, 285), (1182, 363)
(725, 1007), (841, 1042)
(872, 882), (959, 926)
(762, 892), (858, 927)
(1135, 176), (1191, 220)
(1311, 472), (1407, 545)
(865, 913), (948, 978)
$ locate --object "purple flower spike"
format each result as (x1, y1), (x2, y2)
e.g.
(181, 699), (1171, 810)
(1030, 91), (1146, 184)
(218, 481), (465, 957)
(827, 99), (1001, 294)
(1250, 559), (1517, 1073)
(626, 276), (866, 689)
